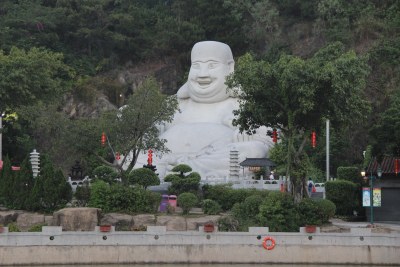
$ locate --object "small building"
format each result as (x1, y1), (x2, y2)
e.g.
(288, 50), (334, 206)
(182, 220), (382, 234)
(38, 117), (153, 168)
(239, 158), (276, 178)
(365, 156), (400, 221)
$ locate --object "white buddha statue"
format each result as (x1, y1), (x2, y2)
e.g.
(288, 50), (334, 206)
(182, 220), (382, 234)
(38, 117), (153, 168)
(137, 41), (272, 180)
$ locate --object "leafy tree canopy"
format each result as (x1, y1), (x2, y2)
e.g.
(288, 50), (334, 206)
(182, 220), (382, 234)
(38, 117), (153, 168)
(0, 47), (74, 112)
(226, 42), (370, 200)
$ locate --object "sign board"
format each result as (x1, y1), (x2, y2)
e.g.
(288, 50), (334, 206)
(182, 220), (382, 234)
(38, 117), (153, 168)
(373, 188), (381, 207)
(362, 187), (381, 207)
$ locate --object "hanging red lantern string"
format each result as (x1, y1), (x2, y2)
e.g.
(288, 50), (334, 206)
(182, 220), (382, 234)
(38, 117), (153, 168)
(101, 132), (107, 146)
(311, 131), (316, 148)
(395, 159), (399, 175)
(272, 129), (278, 143)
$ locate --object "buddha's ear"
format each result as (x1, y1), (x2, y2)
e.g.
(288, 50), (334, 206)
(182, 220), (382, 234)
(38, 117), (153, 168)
(177, 82), (190, 99)
(227, 60), (236, 98)
(228, 59), (235, 73)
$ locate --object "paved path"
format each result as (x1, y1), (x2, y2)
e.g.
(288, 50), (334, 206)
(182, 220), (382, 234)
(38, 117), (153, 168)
(326, 218), (400, 233)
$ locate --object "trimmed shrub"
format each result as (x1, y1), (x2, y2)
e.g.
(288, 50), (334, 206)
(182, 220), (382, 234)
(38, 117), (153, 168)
(168, 176), (200, 195)
(92, 166), (119, 185)
(232, 194), (264, 231)
(325, 180), (358, 215)
(258, 192), (300, 232)
(177, 192), (198, 214)
(128, 168), (160, 189)
(232, 195), (264, 221)
(297, 198), (323, 226)
(171, 164), (192, 177)
(298, 198), (336, 226)
(202, 184), (268, 211)
(337, 167), (361, 184)
(217, 216), (239, 232)
(166, 164), (201, 195)
(314, 199), (336, 223)
(202, 199), (222, 215)
(164, 174), (179, 182)
(88, 180), (161, 213)
(88, 180), (111, 211)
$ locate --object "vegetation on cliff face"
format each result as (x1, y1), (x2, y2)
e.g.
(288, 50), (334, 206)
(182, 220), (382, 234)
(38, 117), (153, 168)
(0, 0), (399, 177)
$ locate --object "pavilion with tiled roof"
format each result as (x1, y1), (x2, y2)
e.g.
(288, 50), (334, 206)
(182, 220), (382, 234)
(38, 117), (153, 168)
(364, 156), (400, 222)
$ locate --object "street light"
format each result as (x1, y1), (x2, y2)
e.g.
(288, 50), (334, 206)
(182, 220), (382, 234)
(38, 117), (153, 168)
(361, 166), (382, 226)
(0, 112), (4, 161)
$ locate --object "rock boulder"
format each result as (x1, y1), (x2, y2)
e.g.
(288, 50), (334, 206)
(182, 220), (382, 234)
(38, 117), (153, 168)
(0, 211), (20, 226)
(101, 213), (134, 231)
(156, 215), (187, 231)
(52, 208), (100, 231)
(16, 213), (46, 231)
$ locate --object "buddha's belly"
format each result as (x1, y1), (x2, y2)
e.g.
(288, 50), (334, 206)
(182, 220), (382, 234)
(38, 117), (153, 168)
(161, 123), (233, 153)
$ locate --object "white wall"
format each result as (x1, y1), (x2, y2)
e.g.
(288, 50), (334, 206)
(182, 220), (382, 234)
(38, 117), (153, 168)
(0, 226), (398, 265)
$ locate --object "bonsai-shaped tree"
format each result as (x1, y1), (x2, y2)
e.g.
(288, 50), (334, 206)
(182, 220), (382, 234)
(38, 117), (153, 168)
(92, 165), (119, 185)
(177, 192), (198, 215)
(172, 164), (192, 177)
(164, 164), (201, 195)
(128, 168), (160, 189)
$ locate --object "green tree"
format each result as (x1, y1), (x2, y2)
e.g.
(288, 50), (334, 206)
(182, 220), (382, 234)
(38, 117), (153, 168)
(128, 168), (160, 189)
(0, 46), (74, 163)
(202, 199), (222, 215)
(325, 180), (358, 215)
(73, 77), (178, 179)
(166, 164), (201, 195)
(232, 194), (264, 231)
(226, 42), (370, 201)
(75, 182), (91, 207)
(11, 158), (35, 210)
(257, 192), (300, 232)
(88, 180), (111, 211)
(92, 165), (119, 185)
(0, 156), (14, 205)
(370, 89), (400, 157)
(171, 164), (192, 177)
(177, 192), (198, 215)
(27, 155), (72, 212)
(0, 47), (74, 112)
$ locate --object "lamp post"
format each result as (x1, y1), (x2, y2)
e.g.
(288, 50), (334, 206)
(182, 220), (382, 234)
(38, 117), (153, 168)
(361, 166), (382, 226)
(0, 112), (3, 161)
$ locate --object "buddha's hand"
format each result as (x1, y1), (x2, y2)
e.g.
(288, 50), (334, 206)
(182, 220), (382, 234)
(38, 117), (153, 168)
(233, 126), (271, 143)
(233, 129), (252, 143)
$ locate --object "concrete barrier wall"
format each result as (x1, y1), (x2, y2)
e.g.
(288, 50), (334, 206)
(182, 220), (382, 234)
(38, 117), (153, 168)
(0, 226), (399, 265)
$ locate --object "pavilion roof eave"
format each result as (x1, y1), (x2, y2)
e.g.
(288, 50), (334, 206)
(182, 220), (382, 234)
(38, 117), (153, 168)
(239, 158), (276, 167)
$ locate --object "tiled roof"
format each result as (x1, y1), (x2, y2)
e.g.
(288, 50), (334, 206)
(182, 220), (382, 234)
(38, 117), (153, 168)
(366, 156), (400, 176)
(239, 158), (276, 167)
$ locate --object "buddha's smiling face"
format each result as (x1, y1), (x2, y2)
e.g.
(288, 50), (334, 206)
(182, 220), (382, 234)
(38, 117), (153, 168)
(188, 41), (234, 103)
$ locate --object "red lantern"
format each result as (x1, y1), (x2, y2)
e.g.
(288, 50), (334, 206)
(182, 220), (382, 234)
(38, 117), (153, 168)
(101, 132), (106, 146)
(115, 152), (120, 161)
(272, 129), (278, 143)
(311, 131), (316, 148)
(147, 149), (153, 165)
(395, 159), (399, 175)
